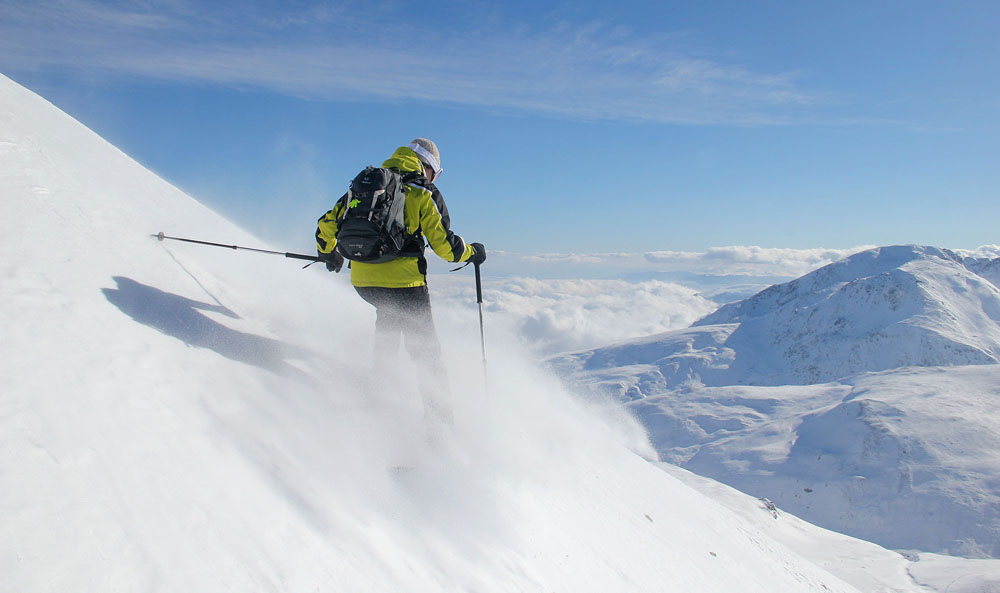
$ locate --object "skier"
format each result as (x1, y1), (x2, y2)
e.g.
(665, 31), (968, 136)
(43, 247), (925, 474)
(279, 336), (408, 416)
(315, 138), (486, 428)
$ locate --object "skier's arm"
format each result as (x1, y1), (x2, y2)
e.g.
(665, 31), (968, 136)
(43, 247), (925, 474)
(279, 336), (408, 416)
(316, 194), (347, 255)
(420, 186), (475, 263)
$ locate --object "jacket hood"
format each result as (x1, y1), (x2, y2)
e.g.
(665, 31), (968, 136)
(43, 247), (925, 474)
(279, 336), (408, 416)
(382, 147), (425, 176)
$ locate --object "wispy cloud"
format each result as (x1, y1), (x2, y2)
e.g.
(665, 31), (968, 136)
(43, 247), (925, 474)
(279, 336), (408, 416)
(0, 0), (828, 125)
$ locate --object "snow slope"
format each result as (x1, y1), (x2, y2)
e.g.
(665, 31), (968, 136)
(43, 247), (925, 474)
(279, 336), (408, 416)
(661, 462), (1000, 593)
(0, 74), (875, 591)
(550, 246), (1000, 559)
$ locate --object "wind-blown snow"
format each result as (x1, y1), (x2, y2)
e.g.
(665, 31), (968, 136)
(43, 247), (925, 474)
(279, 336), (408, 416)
(0, 73), (879, 592)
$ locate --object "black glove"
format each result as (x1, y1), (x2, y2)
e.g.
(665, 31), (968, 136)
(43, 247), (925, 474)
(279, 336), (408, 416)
(470, 242), (487, 265)
(319, 249), (344, 273)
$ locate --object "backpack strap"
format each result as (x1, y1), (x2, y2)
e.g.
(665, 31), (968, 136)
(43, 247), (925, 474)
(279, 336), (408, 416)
(400, 170), (423, 184)
(383, 168), (427, 258)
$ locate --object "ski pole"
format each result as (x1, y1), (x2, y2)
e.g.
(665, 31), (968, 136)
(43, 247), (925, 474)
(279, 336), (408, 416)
(153, 232), (322, 263)
(475, 261), (488, 394)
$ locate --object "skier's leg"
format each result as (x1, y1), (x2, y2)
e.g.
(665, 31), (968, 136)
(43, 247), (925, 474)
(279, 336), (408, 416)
(398, 286), (454, 428)
(355, 286), (404, 357)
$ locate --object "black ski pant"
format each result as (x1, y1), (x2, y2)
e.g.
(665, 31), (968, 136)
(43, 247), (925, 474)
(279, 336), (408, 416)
(354, 285), (452, 426)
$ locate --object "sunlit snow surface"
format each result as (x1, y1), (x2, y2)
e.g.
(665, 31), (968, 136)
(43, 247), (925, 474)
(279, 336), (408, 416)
(0, 73), (875, 593)
(3, 72), (997, 592)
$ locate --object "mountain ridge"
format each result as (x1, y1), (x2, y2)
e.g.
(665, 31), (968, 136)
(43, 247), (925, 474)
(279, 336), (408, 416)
(553, 244), (1000, 396)
(550, 244), (1000, 557)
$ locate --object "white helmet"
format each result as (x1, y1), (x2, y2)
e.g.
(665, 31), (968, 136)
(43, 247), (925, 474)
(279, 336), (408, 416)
(407, 138), (442, 182)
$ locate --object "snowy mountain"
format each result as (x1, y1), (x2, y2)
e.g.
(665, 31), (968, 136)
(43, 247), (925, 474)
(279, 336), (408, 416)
(550, 244), (1000, 559)
(696, 245), (1000, 385)
(0, 74), (900, 591)
(554, 245), (1000, 394)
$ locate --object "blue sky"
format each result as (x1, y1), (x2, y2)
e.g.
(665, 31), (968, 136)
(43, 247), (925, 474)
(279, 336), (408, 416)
(2, 0), (998, 255)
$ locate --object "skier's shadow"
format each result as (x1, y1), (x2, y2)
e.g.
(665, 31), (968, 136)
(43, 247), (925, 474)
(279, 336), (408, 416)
(102, 276), (314, 382)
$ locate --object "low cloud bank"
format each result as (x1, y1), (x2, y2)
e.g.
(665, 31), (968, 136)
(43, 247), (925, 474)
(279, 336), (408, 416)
(436, 245), (873, 283)
(432, 276), (717, 356)
(426, 246), (870, 356)
(428, 243), (1000, 356)
(644, 245), (875, 277)
(958, 244), (1000, 259)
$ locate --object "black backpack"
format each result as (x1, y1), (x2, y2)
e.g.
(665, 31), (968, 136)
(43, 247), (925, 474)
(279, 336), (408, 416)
(335, 166), (413, 263)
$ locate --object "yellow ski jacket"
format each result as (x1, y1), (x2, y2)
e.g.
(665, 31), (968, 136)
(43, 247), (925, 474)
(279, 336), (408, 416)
(316, 147), (476, 288)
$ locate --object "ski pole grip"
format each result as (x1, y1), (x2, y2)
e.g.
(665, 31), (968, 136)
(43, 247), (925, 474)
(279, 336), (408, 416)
(284, 252), (323, 262)
(474, 262), (483, 304)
